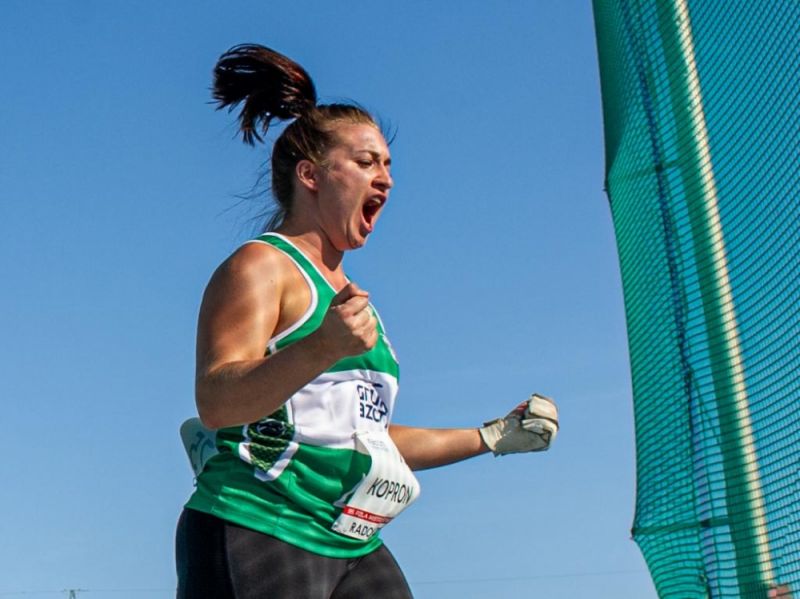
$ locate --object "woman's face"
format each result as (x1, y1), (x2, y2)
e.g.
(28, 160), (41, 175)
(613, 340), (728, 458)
(313, 123), (393, 251)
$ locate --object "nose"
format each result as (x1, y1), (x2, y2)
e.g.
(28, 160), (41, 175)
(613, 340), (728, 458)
(375, 164), (393, 192)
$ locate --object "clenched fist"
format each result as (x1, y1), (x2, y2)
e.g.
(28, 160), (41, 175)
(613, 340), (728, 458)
(315, 283), (379, 360)
(479, 394), (559, 456)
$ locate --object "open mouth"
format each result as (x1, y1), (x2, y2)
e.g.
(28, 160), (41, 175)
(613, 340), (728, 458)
(361, 197), (385, 231)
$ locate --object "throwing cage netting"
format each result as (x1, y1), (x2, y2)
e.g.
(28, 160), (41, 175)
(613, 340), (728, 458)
(592, 1), (800, 597)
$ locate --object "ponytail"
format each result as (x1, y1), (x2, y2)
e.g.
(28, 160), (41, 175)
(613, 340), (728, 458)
(212, 44), (317, 145)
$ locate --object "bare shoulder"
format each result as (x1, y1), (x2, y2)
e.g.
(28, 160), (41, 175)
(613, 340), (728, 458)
(199, 242), (289, 324)
(199, 240), (311, 349)
(219, 240), (290, 278)
(197, 241), (300, 368)
(205, 241), (297, 296)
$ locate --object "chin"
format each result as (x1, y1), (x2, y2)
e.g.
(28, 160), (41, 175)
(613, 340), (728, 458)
(348, 238), (368, 250)
(346, 229), (370, 250)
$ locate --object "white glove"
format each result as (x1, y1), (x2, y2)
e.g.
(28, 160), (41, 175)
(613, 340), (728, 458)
(479, 394), (559, 456)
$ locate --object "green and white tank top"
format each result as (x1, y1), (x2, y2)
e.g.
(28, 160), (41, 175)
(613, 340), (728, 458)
(185, 233), (401, 558)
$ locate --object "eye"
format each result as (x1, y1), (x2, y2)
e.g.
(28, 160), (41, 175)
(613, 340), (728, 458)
(356, 159), (374, 168)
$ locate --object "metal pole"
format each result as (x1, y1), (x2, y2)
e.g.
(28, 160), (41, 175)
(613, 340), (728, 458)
(654, 1), (776, 595)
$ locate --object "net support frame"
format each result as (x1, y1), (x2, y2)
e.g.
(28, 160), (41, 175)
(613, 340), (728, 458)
(651, 1), (776, 594)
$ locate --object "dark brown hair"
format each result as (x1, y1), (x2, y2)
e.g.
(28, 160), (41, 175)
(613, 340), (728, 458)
(213, 44), (378, 230)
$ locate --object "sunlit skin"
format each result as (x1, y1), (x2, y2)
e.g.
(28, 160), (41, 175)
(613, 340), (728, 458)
(293, 123), (394, 253)
(194, 122), (489, 470)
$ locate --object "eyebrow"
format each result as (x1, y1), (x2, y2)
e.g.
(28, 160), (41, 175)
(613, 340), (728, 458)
(356, 149), (391, 166)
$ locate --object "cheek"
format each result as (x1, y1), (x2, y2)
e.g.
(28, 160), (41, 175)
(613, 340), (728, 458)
(319, 192), (355, 226)
(331, 178), (365, 209)
(317, 172), (366, 219)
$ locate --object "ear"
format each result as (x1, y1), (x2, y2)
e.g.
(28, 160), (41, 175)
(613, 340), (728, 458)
(295, 159), (319, 192)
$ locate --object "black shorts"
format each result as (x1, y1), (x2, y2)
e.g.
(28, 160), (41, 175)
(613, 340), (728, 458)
(176, 508), (414, 599)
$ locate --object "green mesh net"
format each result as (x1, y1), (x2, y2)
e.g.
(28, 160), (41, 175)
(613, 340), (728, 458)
(592, 1), (800, 597)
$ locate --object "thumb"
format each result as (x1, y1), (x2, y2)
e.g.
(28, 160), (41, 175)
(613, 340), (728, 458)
(330, 282), (369, 307)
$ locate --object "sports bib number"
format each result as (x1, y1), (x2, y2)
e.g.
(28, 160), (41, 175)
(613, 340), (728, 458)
(332, 430), (421, 541)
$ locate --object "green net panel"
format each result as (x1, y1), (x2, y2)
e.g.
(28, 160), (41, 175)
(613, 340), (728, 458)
(592, 1), (800, 597)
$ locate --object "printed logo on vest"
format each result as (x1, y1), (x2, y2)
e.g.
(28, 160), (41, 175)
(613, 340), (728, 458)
(357, 383), (388, 424)
(253, 420), (287, 437)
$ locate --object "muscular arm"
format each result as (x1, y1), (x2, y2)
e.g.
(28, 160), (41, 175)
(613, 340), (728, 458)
(388, 424), (490, 471)
(195, 243), (376, 429)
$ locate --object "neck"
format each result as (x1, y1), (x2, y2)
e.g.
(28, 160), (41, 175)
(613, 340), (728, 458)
(275, 224), (347, 286)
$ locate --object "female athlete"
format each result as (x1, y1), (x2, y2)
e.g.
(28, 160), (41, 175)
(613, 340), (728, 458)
(176, 44), (559, 599)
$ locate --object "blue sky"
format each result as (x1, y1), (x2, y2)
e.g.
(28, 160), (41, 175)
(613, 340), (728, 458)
(1, 2), (656, 597)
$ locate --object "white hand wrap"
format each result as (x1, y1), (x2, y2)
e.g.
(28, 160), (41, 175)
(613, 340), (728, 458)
(479, 393), (559, 456)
